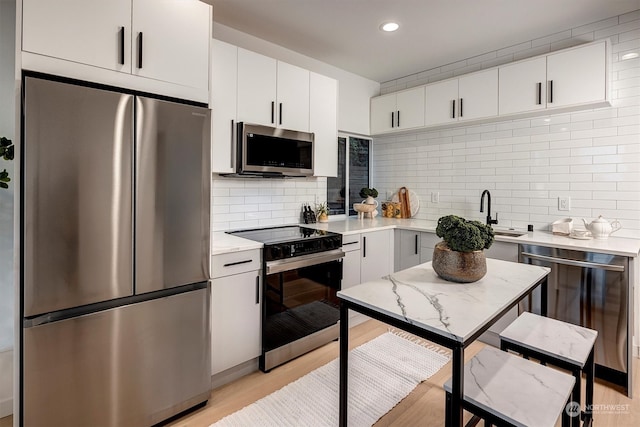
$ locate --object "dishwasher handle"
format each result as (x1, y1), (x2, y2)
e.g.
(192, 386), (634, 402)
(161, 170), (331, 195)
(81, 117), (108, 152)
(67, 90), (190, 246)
(521, 251), (625, 272)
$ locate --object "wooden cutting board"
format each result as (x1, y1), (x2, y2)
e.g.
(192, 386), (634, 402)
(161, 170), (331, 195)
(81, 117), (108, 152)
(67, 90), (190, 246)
(399, 187), (411, 218)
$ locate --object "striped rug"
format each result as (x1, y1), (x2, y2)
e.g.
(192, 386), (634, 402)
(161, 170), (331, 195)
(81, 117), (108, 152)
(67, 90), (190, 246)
(211, 332), (450, 427)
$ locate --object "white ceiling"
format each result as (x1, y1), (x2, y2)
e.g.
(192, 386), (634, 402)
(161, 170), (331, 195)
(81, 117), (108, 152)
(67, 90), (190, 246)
(208, 0), (639, 83)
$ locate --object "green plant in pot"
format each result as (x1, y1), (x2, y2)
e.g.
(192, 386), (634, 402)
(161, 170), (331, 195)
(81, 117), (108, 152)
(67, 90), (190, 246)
(359, 187), (378, 205)
(432, 215), (495, 283)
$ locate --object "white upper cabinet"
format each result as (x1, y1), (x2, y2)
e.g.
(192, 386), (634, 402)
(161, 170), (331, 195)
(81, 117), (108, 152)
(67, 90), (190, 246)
(211, 39), (238, 174)
(237, 49), (310, 130)
(546, 41), (607, 108)
(22, 0), (132, 73)
(424, 79), (459, 126)
(310, 72), (338, 177)
(22, 0), (211, 95)
(458, 69), (499, 121)
(277, 62), (310, 131)
(370, 86), (425, 134)
(131, 0), (210, 90)
(499, 56), (547, 115)
(425, 69), (498, 127)
(212, 42), (338, 176)
(499, 41), (607, 115)
(237, 48), (277, 126)
(372, 40), (609, 135)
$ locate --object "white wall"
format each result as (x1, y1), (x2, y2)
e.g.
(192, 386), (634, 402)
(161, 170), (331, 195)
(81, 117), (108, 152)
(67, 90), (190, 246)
(210, 23), (379, 231)
(0, 0), (15, 417)
(373, 10), (640, 239)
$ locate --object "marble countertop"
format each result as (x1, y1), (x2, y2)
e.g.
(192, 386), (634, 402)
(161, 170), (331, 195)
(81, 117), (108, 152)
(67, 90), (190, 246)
(211, 217), (640, 258)
(211, 231), (263, 256)
(305, 217), (640, 257)
(337, 258), (550, 343)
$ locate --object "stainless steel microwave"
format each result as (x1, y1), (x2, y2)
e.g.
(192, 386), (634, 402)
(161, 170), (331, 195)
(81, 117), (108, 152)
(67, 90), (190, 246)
(235, 122), (314, 177)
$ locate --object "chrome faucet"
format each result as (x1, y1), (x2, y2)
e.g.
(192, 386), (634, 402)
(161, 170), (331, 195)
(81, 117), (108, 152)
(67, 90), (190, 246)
(480, 190), (498, 226)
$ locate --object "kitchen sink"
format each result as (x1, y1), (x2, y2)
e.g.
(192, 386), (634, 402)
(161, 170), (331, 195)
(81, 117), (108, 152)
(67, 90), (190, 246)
(492, 229), (527, 237)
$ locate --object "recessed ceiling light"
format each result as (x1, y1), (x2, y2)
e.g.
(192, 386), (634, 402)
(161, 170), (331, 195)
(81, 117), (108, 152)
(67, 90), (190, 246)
(380, 22), (399, 32)
(621, 52), (639, 60)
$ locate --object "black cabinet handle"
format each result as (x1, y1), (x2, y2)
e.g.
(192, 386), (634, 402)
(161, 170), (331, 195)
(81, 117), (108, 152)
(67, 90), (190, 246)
(223, 259), (253, 267)
(459, 98), (463, 118)
(271, 101), (275, 124)
(537, 82), (542, 105)
(415, 234), (418, 255)
(391, 111), (395, 128)
(279, 103), (283, 125)
(451, 99), (456, 119)
(397, 110), (400, 127)
(118, 27), (125, 65)
(230, 119), (235, 169)
(137, 32), (143, 69)
(363, 236), (367, 258)
(549, 80), (553, 103)
(255, 276), (260, 304)
(343, 241), (358, 246)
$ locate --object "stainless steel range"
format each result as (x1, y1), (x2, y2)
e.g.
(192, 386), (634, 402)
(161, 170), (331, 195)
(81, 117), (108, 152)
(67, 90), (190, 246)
(228, 226), (343, 371)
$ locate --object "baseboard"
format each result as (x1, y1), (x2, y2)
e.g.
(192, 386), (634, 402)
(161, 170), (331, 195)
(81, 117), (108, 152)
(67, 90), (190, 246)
(211, 358), (259, 390)
(0, 397), (12, 419)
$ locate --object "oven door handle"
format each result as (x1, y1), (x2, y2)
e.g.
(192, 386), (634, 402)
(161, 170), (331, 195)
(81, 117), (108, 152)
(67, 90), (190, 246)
(266, 249), (345, 275)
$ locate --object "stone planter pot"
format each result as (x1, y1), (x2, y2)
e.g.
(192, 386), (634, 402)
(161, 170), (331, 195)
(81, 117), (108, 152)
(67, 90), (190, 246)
(432, 241), (486, 283)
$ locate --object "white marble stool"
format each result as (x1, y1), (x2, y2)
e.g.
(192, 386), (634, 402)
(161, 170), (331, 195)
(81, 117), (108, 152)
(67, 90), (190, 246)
(500, 312), (597, 427)
(443, 346), (575, 427)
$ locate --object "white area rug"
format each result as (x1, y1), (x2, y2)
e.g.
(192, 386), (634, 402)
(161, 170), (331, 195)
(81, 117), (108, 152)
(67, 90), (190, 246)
(211, 332), (450, 427)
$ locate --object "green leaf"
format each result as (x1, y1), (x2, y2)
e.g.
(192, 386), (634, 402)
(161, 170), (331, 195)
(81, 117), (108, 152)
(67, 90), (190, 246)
(0, 182), (7, 189)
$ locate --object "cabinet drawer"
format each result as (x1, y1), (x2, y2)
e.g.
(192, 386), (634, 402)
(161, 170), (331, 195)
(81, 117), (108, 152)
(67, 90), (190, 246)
(421, 232), (441, 249)
(211, 250), (261, 279)
(341, 234), (361, 252)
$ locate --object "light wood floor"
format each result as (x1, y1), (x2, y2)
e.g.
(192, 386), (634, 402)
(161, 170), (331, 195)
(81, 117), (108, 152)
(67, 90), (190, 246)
(3, 319), (640, 426)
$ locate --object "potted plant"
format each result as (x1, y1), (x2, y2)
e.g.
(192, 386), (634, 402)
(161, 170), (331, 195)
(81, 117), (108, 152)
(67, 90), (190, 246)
(432, 215), (495, 283)
(0, 136), (14, 189)
(315, 201), (329, 223)
(359, 187), (378, 205)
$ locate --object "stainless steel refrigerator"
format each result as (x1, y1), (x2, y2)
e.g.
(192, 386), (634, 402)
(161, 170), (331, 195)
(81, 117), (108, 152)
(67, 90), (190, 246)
(21, 75), (211, 426)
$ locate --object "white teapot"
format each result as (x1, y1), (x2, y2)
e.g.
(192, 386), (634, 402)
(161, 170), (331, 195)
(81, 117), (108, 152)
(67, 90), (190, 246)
(582, 215), (622, 239)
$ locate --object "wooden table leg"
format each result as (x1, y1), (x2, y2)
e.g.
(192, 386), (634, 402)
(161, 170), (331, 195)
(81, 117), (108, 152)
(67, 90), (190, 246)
(339, 301), (349, 427)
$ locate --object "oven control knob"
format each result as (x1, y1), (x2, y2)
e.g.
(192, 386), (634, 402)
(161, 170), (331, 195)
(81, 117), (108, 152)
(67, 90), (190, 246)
(270, 246), (282, 258)
(282, 245), (292, 257)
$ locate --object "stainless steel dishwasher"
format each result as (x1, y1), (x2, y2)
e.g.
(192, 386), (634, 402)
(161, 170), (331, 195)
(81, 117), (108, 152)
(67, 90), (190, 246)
(519, 244), (632, 397)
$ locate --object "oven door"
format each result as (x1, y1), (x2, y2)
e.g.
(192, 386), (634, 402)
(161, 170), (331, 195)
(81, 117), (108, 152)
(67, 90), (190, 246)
(262, 249), (344, 369)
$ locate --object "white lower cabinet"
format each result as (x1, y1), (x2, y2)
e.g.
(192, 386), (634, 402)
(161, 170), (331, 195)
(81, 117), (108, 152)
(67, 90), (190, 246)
(341, 234), (361, 290)
(360, 229), (394, 283)
(394, 229), (421, 272)
(210, 250), (262, 375)
(420, 232), (441, 264)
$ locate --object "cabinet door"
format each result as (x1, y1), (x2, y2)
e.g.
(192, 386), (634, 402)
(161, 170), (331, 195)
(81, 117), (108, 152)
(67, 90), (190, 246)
(396, 87), (425, 130)
(132, 0), (210, 90)
(458, 68), (498, 121)
(547, 42), (607, 108)
(370, 93), (397, 134)
(310, 72), (338, 177)
(425, 79), (458, 126)
(211, 271), (261, 375)
(342, 250), (361, 289)
(395, 230), (421, 272)
(499, 56), (547, 115)
(420, 232), (441, 264)
(237, 48), (277, 126)
(22, 0), (131, 73)
(361, 230), (393, 283)
(277, 62), (310, 131)
(211, 40), (238, 174)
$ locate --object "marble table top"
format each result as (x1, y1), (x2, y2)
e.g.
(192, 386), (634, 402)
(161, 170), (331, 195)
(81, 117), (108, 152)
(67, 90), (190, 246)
(337, 258), (550, 343)
(500, 311), (598, 367)
(443, 346), (575, 427)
